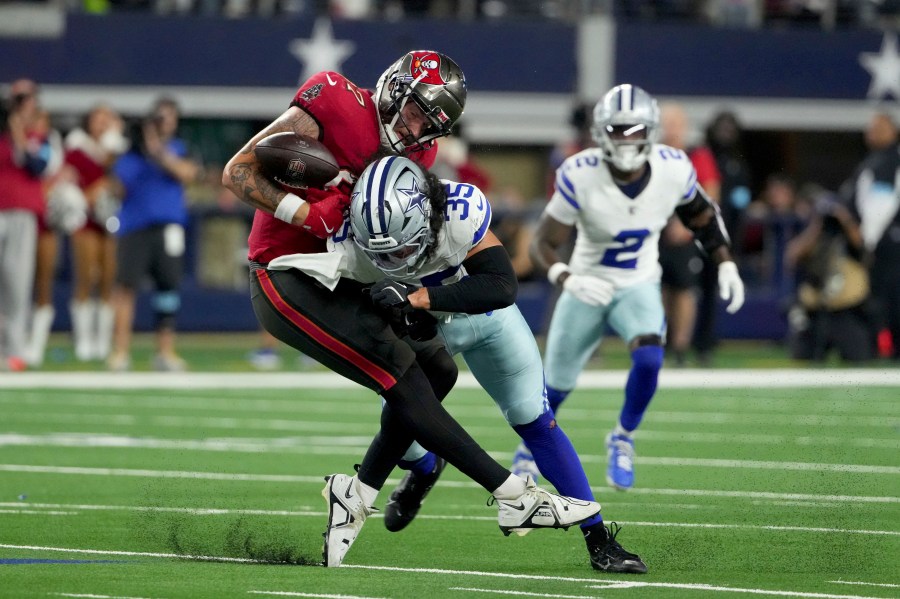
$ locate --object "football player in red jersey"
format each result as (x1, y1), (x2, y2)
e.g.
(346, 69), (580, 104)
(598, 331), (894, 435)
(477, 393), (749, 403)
(222, 51), (600, 567)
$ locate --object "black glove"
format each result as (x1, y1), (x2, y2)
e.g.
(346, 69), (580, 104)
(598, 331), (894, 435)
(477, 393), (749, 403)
(369, 280), (413, 320)
(403, 310), (439, 342)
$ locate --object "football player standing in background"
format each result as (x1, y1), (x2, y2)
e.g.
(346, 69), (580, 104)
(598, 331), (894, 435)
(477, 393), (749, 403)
(222, 51), (600, 568)
(525, 84), (745, 491)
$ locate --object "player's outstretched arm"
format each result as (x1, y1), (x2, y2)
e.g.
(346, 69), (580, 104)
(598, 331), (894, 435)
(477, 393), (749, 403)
(221, 106), (321, 224)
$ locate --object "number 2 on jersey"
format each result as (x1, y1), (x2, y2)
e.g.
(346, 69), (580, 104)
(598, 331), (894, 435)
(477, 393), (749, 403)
(600, 229), (651, 269)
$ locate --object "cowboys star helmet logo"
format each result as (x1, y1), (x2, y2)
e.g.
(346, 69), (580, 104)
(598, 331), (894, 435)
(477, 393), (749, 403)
(396, 178), (427, 216)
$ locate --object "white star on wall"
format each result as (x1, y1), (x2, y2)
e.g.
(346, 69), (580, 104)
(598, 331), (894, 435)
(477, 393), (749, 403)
(289, 18), (356, 85)
(859, 32), (900, 100)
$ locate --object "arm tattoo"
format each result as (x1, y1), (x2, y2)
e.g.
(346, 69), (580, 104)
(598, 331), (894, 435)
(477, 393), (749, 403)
(226, 106), (321, 213)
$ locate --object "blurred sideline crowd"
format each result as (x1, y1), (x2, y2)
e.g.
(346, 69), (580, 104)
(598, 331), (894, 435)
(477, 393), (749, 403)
(21, 0), (900, 28)
(2, 79), (899, 373)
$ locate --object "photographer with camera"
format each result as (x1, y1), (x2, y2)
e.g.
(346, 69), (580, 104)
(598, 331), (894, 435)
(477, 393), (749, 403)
(785, 185), (874, 362)
(107, 96), (201, 372)
(0, 79), (62, 372)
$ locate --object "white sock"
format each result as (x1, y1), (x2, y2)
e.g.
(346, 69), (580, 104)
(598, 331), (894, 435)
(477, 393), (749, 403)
(70, 301), (94, 361)
(25, 304), (56, 366)
(356, 476), (379, 508)
(492, 474), (528, 499)
(94, 301), (115, 360)
(614, 423), (632, 438)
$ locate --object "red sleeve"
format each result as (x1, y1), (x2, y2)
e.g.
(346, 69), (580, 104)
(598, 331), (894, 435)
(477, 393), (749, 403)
(688, 146), (721, 189)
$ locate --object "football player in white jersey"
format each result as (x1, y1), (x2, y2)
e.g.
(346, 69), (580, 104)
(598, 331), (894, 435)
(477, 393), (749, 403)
(270, 155), (647, 573)
(524, 84), (745, 491)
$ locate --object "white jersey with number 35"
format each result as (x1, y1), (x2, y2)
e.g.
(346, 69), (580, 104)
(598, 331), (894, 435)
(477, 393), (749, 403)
(330, 180), (492, 288)
(546, 144), (698, 289)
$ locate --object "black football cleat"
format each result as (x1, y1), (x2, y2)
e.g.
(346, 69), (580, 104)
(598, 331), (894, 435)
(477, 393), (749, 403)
(383, 457), (446, 532)
(585, 522), (648, 574)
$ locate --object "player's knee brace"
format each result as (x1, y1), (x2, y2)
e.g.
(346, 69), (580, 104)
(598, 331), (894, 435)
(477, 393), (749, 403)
(152, 290), (181, 330)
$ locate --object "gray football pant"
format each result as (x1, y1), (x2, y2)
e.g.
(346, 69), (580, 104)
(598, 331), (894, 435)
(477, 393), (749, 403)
(0, 209), (37, 360)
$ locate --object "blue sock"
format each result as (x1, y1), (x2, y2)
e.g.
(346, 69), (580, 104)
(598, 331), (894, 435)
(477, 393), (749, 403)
(398, 451), (436, 477)
(620, 345), (664, 432)
(513, 411), (603, 528)
(545, 386), (571, 415)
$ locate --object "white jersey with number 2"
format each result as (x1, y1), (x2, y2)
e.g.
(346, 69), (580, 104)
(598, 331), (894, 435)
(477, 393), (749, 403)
(546, 144), (698, 289)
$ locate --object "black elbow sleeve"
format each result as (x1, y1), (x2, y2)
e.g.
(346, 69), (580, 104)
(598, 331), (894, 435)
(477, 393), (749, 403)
(427, 246), (518, 314)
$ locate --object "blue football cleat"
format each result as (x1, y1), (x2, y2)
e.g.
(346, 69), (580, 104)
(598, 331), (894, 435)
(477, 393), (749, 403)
(605, 433), (635, 490)
(511, 442), (542, 484)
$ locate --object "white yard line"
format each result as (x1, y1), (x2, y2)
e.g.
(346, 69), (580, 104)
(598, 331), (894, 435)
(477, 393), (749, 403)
(0, 543), (260, 563)
(0, 503), (896, 536)
(249, 592), (387, 599)
(1, 434), (896, 474)
(828, 582), (900, 589)
(51, 594), (162, 599)
(2, 464), (897, 504)
(2, 369), (900, 389)
(0, 545), (893, 599)
(586, 581), (894, 598)
(449, 588), (597, 598)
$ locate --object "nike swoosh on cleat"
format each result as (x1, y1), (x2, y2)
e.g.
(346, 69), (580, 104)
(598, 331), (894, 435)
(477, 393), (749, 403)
(505, 501), (527, 511)
(345, 481), (355, 500)
(325, 73), (337, 86)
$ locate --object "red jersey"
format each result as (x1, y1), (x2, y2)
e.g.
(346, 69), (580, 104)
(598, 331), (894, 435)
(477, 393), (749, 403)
(248, 71), (437, 263)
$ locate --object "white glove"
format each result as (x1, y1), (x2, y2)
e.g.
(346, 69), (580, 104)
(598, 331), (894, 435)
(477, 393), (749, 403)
(717, 261), (745, 314)
(563, 273), (615, 307)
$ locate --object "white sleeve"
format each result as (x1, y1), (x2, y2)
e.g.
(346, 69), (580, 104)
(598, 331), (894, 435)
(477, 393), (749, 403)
(545, 165), (580, 225)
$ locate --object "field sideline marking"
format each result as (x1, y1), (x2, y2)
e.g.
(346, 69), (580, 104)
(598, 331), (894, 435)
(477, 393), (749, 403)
(586, 581), (894, 598)
(0, 543), (259, 563)
(2, 369), (900, 389)
(2, 465), (897, 504)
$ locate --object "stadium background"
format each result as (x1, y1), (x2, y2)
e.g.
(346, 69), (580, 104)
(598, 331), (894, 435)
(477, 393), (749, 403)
(1, 4), (896, 342)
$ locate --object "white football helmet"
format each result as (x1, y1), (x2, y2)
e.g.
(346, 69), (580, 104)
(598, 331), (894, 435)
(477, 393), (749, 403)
(350, 156), (433, 277)
(592, 84), (660, 172)
(374, 50), (467, 153)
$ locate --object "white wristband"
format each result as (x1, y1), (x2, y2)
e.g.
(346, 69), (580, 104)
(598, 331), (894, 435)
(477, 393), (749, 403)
(274, 193), (306, 224)
(547, 262), (570, 286)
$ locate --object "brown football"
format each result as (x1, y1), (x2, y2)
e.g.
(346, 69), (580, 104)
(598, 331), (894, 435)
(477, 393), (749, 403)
(255, 132), (340, 190)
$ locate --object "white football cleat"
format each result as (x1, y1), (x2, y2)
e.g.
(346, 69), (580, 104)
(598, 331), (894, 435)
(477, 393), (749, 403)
(321, 473), (374, 567)
(495, 475), (601, 537)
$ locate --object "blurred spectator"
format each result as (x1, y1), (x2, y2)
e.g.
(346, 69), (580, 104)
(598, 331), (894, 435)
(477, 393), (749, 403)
(29, 104), (129, 366)
(706, 110), (753, 240)
(0, 79), (62, 372)
(432, 125), (492, 192)
(785, 187), (874, 362)
(739, 173), (808, 295)
(839, 111), (900, 360)
(25, 109), (69, 368)
(107, 97), (201, 371)
(657, 102), (722, 366)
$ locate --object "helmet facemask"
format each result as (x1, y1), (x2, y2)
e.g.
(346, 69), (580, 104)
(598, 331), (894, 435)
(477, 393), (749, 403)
(592, 84), (660, 172)
(375, 51), (467, 154)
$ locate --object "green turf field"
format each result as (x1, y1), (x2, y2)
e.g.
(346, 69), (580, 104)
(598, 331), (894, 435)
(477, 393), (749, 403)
(0, 359), (898, 598)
